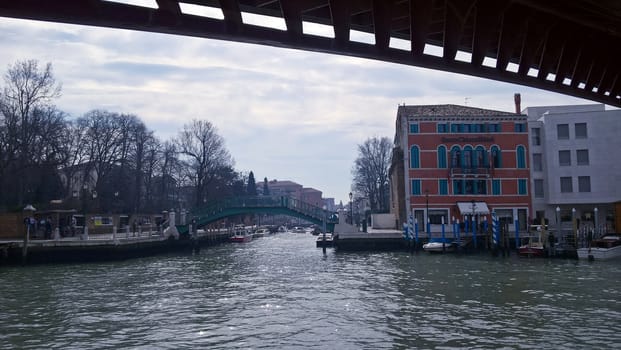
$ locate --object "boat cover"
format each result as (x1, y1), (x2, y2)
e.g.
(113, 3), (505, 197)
(457, 201), (490, 215)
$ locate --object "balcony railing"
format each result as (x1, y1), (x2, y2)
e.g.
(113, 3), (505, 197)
(450, 167), (491, 177)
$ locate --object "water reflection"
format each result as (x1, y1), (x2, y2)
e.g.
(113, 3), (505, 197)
(1, 233), (620, 349)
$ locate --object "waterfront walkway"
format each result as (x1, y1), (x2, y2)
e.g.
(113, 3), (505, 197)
(0, 228), (232, 265)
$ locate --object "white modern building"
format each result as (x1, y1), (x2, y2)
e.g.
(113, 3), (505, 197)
(524, 104), (621, 233)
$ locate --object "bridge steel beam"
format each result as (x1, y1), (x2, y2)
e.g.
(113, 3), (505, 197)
(184, 206), (337, 234)
(1, 0), (620, 106)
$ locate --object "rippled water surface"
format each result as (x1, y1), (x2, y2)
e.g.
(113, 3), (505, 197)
(1, 233), (620, 349)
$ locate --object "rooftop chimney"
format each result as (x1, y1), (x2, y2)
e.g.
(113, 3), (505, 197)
(514, 93), (521, 114)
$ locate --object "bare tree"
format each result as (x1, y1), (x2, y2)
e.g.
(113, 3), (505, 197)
(155, 141), (181, 209)
(175, 119), (233, 208)
(351, 136), (392, 213)
(126, 115), (153, 213)
(0, 60), (63, 206)
(140, 135), (162, 212)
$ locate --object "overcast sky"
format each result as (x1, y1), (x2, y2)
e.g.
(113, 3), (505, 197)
(0, 16), (598, 204)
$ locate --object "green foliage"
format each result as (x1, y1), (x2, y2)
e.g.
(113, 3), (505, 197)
(263, 177), (270, 195)
(247, 171), (257, 196)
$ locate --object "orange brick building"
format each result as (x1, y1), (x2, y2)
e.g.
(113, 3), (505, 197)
(390, 102), (532, 235)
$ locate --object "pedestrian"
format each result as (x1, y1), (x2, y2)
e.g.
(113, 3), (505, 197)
(71, 216), (77, 236)
(45, 217), (52, 239)
(548, 231), (555, 256)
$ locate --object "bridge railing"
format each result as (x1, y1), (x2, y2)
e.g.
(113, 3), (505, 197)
(191, 196), (338, 224)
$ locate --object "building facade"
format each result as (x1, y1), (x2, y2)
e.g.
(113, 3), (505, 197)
(391, 103), (532, 234)
(524, 104), (621, 233)
(301, 187), (323, 208)
(267, 180), (303, 198)
(267, 179), (324, 208)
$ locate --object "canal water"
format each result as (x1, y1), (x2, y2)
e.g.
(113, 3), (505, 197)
(1, 232), (620, 349)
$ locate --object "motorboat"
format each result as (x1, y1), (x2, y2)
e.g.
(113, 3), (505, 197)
(230, 225), (253, 243)
(253, 227), (270, 238)
(291, 226), (306, 233)
(422, 238), (455, 253)
(316, 233), (333, 248)
(518, 234), (546, 257)
(577, 234), (621, 260)
(518, 242), (545, 257)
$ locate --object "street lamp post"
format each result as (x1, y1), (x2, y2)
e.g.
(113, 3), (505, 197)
(594, 207), (599, 235)
(22, 204), (36, 264)
(348, 192), (353, 225)
(572, 207), (577, 248)
(554, 206), (561, 256)
(471, 199), (477, 249)
(82, 184), (88, 236)
(425, 190), (429, 233)
(322, 205), (327, 254)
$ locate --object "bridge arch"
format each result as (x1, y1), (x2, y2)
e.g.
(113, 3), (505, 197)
(176, 196), (338, 234)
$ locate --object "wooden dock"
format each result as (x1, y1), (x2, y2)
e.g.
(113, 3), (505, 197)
(332, 230), (406, 251)
(0, 230), (232, 265)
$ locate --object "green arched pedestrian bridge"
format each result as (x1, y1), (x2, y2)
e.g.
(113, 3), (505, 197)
(176, 196), (339, 234)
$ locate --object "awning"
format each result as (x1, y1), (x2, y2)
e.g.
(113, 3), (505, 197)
(457, 201), (490, 215)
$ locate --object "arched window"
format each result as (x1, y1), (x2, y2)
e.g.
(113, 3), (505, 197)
(450, 146), (461, 168)
(410, 145), (420, 168)
(516, 145), (526, 168)
(475, 146), (486, 168)
(437, 145), (447, 168)
(463, 146), (473, 169)
(491, 145), (502, 168)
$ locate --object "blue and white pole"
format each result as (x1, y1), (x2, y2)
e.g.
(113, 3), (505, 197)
(451, 216), (456, 239)
(426, 217), (431, 240)
(414, 218), (419, 248)
(441, 216), (446, 252)
(456, 219), (461, 242)
(492, 211), (499, 251)
(464, 215), (469, 233)
(472, 214), (477, 249)
(405, 214), (412, 240)
(408, 214), (414, 240)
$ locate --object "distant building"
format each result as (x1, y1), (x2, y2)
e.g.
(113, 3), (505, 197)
(267, 179), (324, 208)
(390, 100), (532, 234)
(58, 163), (98, 200)
(301, 187), (323, 208)
(323, 198), (336, 212)
(524, 103), (621, 232)
(267, 180), (303, 198)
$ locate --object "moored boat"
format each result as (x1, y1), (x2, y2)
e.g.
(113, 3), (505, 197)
(253, 227), (270, 238)
(316, 233), (333, 248)
(518, 242), (545, 257)
(518, 234), (546, 257)
(230, 225), (253, 243)
(577, 234), (621, 260)
(422, 238), (455, 253)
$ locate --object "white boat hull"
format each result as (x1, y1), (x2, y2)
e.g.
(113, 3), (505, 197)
(577, 245), (621, 260)
(422, 242), (455, 253)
